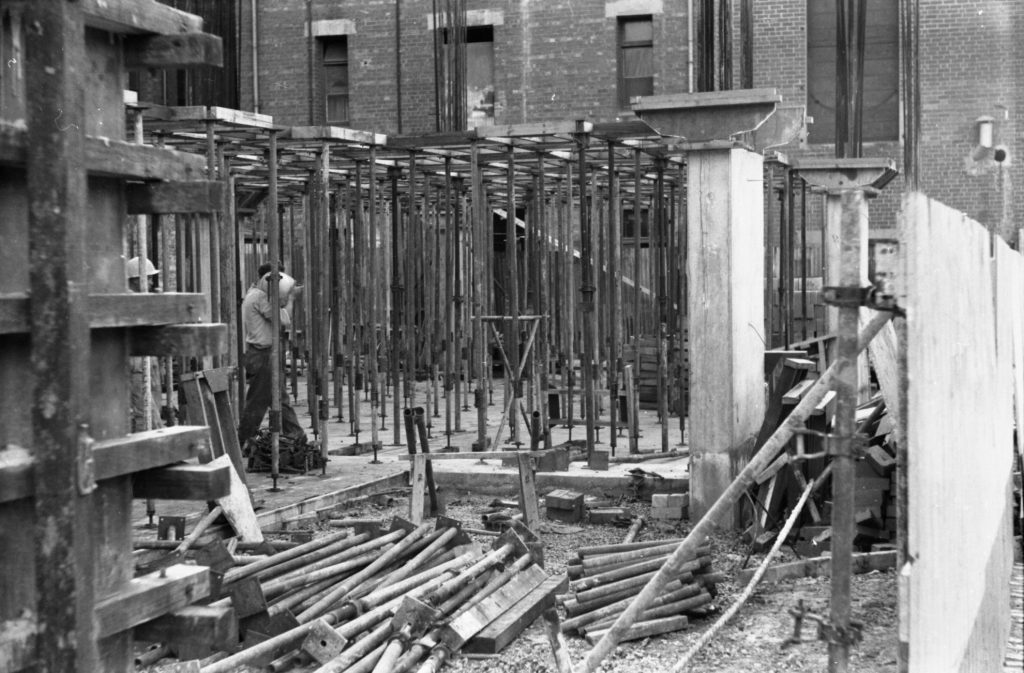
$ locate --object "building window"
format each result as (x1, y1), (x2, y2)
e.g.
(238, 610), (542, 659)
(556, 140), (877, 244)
(806, 0), (898, 145)
(322, 37), (349, 125)
(466, 26), (495, 129)
(618, 16), (654, 109)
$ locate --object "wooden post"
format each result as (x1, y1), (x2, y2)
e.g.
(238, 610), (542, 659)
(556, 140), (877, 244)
(576, 130), (598, 464)
(218, 145), (238, 373)
(537, 154), (550, 449)
(471, 141), (488, 452)
(632, 149), (643, 385)
(686, 147), (765, 521)
(368, 147), (381, 452)
(507, 148), (522, 447)
(267, 131), (282, 489)
(677, 163), (688, 445)
(827, 189), (867, 673)
(390, 165), (404, 446)
(607, 143), (622, 455)
(318, 143), (331, 468)
(452, 176), (466, 433)
(206, 121), (221, 331)
(335, 183), (346, 423)
(563, 163), (576, 440)
(25, 2), (97, 668)
(351, 164), (364, 441)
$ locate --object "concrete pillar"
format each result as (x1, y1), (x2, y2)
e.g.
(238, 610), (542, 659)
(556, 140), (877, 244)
(687, 146), (766, 521)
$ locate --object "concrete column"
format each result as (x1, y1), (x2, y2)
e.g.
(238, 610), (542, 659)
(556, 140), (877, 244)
(687, 146), (766, 521)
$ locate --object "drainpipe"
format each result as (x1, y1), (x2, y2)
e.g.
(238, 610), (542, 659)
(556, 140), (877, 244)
(395, 0), (403, 133)
(687, 0), (694, 92)
(251, 0), (260, 112)
(307, 0), (314, 123)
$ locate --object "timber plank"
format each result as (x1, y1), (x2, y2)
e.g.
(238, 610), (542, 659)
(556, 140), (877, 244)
(128, 324), (227, 356)
(782, 379), (816, 404)
(133, 605), (236, 649)
(125, 180), (224, 214)
(94, 426), (211, 481)
(284, 126), (385, 146)
(85, 136), (207, 180)
(132, 461), (231, 501)
(81, 0), (203, 35)
(0, 293), (209, 334)
(736, 550), (897, 584)
(256, 471), (410, 529)
(142, 105), (276, 129)
(396, 449), (556, 461)
(124, 33), (223, 69)
(439, 565), (549, 648)
(464, 574), (568, 654)
(94, 564), (210, 638)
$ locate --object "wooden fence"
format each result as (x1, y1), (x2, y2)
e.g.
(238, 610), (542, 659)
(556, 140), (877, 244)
(903, 192), (1021, 671)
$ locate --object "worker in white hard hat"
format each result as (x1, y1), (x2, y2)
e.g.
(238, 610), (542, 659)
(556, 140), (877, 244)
(237, 262), (307, 447)
(127, 256), (164, 432)
(127, 255), (160, 293)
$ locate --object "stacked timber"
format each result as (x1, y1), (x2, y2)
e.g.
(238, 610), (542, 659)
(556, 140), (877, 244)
(626, 333), (687, 410)
(558, 538), (724, 644)
(746, 357), (900, 554)
(135, 519), (558, 672)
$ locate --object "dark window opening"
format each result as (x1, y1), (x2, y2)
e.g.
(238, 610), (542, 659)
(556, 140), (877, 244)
(806, 0), (899, 145)
(618, 16), (654, 110)
(323, 37), (349, 125)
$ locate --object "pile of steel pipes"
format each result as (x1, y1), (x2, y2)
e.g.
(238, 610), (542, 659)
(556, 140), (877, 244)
(558, 538), (726, 644)
(185, 519), (547, 673)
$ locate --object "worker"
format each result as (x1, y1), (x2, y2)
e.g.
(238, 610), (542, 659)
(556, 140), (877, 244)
(127, 256), (163, 432)
(237, 262), (307, 447)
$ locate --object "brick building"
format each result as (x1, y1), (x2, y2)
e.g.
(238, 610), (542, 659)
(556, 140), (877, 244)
(223, 0), (1022, 236)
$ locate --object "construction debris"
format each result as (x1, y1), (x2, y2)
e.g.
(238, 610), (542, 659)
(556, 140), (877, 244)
(131, 516), (563, 673)
(558, 537), (723, 641)
(245, 428), (325, 474)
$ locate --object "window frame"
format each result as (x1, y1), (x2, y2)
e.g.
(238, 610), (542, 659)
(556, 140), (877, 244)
(617, 15), (655, 111)
(805, 0), (900, 146)
(322, 36), (350, 126)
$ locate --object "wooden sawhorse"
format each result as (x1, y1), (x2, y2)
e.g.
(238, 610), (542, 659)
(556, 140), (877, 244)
(400, 450), (553, 531)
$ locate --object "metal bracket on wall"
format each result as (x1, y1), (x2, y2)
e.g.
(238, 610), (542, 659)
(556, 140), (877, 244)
(821, 284), (905, 316)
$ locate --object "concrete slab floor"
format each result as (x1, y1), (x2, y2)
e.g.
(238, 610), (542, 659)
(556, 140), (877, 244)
(132, 373), (690, 530)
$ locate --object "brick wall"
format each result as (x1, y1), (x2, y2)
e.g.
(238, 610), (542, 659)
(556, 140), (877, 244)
(751, 0), (1021, 235)
(239, 0), (1020, 236)
(240, 0), (695, 133)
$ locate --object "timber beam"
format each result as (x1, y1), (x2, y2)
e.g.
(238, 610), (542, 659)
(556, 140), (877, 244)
(0, 293), (210, 334)
(124, 33), (223, 69)
(132, 461), (232, 501)
(94, 564), (211, 638)
(1, 426), (213, 505)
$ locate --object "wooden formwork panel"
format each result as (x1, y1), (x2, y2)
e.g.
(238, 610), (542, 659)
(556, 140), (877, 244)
(903, 192), (1017, 672)
(0, 3), (225, 671)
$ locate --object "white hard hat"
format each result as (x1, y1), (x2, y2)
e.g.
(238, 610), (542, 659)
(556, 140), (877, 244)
(257, 271), (296, 298)
(127, 256), (159, 279)
(278, 272), (296, 296)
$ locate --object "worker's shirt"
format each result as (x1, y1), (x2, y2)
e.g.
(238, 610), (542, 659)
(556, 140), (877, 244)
(241, 281), (290, 349)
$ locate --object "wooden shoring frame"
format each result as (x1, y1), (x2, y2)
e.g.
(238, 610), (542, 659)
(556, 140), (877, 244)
(126, 115), (687, 467)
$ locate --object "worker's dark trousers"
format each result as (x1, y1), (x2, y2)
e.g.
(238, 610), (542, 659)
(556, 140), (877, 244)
(238, 346), (305, 445)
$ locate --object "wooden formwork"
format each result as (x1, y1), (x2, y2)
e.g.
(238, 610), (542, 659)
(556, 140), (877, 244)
(0, 1), (229, 670)
(138, 115), (688, 462)
(901, 192), (1022, 671)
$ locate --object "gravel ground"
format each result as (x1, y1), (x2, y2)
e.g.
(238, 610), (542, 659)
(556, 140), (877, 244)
(331, 490), (899, 673)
